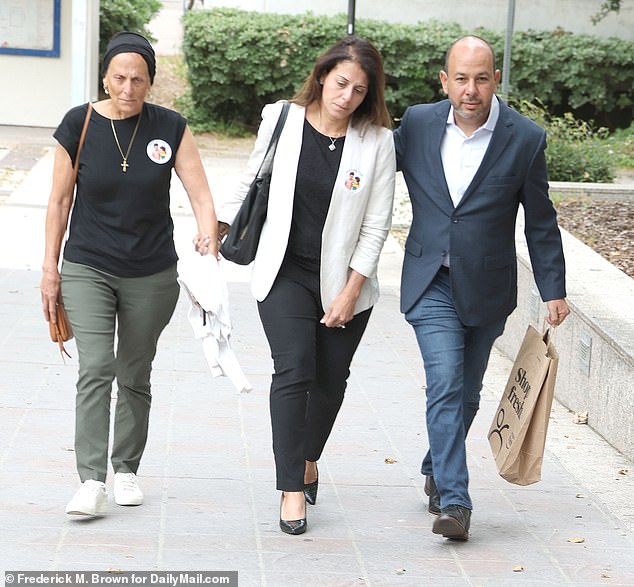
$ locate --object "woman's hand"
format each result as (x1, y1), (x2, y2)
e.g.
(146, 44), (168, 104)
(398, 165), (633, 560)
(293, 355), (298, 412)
(320, 270), (366, 328)
(321, 291), (357, 328)
(192, 233), (218, 257)
(40, 265), (61, 323)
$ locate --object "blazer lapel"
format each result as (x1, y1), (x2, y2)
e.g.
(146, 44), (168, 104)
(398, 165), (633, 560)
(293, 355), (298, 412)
(427, 103), (455, 214)
(459, 100), (514, 206)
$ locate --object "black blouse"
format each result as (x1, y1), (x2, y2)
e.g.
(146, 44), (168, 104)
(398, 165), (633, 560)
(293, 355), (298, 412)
(54, 102), (186, 277)
(285, 118), (345, 272)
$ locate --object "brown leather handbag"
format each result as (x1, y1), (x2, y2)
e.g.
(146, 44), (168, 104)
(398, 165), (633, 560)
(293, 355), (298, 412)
(49, 303), (73, 358)
(48, 103), (92, 359)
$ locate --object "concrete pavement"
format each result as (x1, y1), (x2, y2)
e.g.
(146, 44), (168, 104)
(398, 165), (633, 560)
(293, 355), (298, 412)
(1, 125), (634, 586)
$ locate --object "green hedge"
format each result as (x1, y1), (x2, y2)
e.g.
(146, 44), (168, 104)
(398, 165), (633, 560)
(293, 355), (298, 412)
(513, 100), (615, 182)
(182, 8), (634, 132)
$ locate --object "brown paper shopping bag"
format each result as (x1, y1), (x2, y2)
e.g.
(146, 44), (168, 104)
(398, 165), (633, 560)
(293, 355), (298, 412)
(487, 325), (559, 485)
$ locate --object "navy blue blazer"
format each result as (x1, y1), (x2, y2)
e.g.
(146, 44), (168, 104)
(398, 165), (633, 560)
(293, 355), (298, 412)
(394, 98), (566, 326)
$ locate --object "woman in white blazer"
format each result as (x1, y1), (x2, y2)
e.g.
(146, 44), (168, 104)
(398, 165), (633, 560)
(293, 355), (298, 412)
(218, 36), (395, 535)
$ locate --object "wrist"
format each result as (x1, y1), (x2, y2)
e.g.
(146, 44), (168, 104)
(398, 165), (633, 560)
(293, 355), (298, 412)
(42, 259), (61, 275)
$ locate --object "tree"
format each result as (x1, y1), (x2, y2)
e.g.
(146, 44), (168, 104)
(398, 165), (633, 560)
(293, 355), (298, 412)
(98, 0), (162, 98)
(99, 0), (162, 56)
(592, 0), (621, 24)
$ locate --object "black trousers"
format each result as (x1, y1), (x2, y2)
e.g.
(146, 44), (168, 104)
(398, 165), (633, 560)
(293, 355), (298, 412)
(258, 260), (372, 491)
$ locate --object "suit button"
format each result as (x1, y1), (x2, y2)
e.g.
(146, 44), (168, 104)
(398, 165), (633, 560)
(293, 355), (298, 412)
(451, 217), (459, 223)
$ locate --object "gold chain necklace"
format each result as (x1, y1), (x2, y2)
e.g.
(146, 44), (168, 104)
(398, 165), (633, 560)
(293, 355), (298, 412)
(110, 111), (142, 173)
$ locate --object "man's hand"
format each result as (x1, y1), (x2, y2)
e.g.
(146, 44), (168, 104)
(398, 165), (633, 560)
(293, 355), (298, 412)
(545, 299), (570, 327)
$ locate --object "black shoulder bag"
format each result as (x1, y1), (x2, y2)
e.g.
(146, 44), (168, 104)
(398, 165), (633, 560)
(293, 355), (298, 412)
(220, 102), (291, 265)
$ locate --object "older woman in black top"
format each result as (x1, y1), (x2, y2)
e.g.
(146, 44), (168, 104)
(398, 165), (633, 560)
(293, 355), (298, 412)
(218, 36), (395, 534)
(40, 32), (217, 516)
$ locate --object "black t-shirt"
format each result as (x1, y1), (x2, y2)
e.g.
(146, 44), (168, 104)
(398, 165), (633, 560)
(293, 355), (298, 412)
(54, 102), (187, 277)
(286, 119), (345, 271)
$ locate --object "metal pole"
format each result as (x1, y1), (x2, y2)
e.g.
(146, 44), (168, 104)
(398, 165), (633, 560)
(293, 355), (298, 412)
(347, 0), (356, 35)
(502, 0), (516, 100)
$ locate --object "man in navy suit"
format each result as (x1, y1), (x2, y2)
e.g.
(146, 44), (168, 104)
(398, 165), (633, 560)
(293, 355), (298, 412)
(394, 35), (570, 540)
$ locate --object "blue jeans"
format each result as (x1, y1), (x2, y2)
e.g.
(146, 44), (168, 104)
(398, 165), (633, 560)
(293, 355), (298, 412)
(405, 268), (505, 510)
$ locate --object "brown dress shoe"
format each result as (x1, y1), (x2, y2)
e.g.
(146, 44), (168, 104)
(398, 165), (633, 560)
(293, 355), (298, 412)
(432, 504), (471, 540)
(424, 475), (441, 515)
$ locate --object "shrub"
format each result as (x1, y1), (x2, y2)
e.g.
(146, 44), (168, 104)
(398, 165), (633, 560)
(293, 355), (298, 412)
(603, 124), (634, 169)
(514, 100), (615, 182)
(99, 0), (162, 57)
(509, 29), (633, 129)
(182, 9), (463, 131)
(182, 8), (634, 132)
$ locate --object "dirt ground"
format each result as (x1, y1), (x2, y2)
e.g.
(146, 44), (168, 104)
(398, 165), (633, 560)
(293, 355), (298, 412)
(556, 197), (633, 277)
(153, 55), (634, 279)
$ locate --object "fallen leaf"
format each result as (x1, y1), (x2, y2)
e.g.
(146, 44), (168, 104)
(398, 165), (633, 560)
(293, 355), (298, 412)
(512, 566), (525, 572)
(567, 537), (585, 543)
(575, 493), (586, 499)
(106, 568), (123, 573)
(573, 411), (588, 424)
(617, 469), (629, 476)
(601, 572), (611, 578)
(384, 458), (398, 464)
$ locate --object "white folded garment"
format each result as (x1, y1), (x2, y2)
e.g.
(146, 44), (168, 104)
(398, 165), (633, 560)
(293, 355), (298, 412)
(177, 253), (252, 393)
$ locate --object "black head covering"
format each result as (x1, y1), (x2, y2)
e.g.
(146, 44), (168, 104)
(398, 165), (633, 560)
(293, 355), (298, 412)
(102, 32), (156, 84)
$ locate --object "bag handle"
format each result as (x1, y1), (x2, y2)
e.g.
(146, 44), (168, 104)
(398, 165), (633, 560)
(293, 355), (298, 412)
(255, 101), (290, 179)
(52, 103), (91, 360)
(72, 102), (92, 187)
(540, 320), (557, 345)
(53, 303), (72, 360)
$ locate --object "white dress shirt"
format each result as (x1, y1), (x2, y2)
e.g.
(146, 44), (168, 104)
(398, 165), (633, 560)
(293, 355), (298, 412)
(441, 95), (500, 208)
(440, 95), (500, 265)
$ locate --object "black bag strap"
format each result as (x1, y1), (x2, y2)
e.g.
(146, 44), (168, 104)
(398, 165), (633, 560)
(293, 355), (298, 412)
(256, 101), (290, 179)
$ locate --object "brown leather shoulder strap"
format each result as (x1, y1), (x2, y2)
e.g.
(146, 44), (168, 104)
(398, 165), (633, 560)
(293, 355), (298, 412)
(72, 102), (92, 185)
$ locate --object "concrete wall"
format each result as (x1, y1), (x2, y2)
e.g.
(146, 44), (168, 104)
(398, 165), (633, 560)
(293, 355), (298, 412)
(0, 0), (99, 128)
(201, 0), (634, 41)
(496, 211), (634, 462)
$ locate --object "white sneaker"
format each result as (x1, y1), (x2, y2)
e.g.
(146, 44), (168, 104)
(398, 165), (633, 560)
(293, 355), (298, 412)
(114, 472), (144, 506)
(66, 480), (108, 516)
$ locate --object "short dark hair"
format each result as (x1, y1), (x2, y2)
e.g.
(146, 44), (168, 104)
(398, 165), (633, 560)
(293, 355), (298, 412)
(444, 35), (497, 72)
(292, 36), (391, 130)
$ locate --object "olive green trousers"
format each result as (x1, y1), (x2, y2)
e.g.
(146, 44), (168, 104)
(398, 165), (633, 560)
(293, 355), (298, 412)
(61, 260), (179, 482)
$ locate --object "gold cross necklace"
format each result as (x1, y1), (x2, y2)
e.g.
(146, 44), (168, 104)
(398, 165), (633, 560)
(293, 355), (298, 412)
(110, 111), (142, 173)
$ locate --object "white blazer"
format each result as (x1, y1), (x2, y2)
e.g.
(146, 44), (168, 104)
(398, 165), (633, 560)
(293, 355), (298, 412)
(218, 101), (396, 314)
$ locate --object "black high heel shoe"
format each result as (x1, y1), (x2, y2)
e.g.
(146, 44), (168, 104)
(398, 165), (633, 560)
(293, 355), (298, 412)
(303, 466), (319, 505)
(279, 492), (307, 535)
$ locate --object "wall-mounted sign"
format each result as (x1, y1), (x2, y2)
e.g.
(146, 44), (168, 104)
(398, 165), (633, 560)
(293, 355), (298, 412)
(0, 0), (60, 57)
